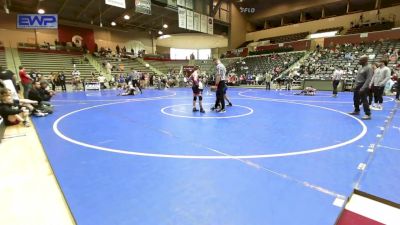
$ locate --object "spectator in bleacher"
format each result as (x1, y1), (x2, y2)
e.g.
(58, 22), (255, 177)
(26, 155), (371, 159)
(29, 69), (40, 83)
(106, 61), (112, 74)
(0, 66), (18, 90)
(332, 66), (343, 97)
(19, 66), (32, 99)
(349, 55), (373, 120)
(116, 45), (120, 55)
(369, 59), (391, 110)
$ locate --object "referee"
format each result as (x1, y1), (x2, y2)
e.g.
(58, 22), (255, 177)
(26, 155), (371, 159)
(132, 69), (142, 94)
(212, 58), (227, 113)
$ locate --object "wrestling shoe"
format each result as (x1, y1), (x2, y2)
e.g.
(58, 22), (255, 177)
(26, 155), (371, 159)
(361, 115), (371, 120)
(193, 108), (199, 112)
(348, 111), (360, 115)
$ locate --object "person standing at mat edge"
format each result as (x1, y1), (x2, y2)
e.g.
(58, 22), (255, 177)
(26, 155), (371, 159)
(349, 55), (373, 120)
(332, 66), (343, 97)
(212, 58), (227, 113)
(18, 66), (32, 99)
(369, 59), (391, 110)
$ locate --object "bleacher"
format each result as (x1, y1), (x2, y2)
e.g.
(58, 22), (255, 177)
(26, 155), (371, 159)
(96, 57), (155, 77)
(145, 60), (188, 74)
(0, 49), (6, 69)
(345, 21), (394, 34)
(237, 41), (253, 49)
(259, 32), (309, 44)
(315, 27), (344, 33)
(300, 40), (399, 81)
(228, 52), (304, 75)
(19, 51), (97, 82)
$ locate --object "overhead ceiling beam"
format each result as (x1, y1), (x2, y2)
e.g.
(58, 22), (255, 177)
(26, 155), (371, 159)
(58, 0), (69, 14)
(93, 6), (113, 22)
(76, 0), (97, 19)
(212, 0), (224, 17)
(129, 13), (147, 23)
(135, 14), (164, 30)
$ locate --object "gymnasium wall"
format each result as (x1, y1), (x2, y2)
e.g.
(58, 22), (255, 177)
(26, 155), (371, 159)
(229, 3), (249, 49)
(246, 5), (400, 42)
(248, 0), (342, 22)
(0, 12), (153, 53)
(324, 29), (400, 46)
(0, 13), (58, 47)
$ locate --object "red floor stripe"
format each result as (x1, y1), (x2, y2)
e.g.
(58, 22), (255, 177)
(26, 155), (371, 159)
(337, 209), (385, 225)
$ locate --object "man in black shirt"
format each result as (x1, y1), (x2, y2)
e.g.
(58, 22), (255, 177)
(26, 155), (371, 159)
(59, 71), (66, 91)
(29, 69), (39, 82)
(349, 55), (373, 120)
(28, 81), (53, 114)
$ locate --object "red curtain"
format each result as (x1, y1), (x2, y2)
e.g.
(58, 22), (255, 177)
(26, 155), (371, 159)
(58, 25), (95, 52)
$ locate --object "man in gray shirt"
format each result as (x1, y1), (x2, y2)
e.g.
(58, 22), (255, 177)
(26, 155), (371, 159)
(369, 59), (391, 110)
(349, 55), (374, 120)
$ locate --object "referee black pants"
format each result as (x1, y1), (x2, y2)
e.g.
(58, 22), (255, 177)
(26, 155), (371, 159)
(353, 85), (371, 115)
(332, 80), (340, 95)
(214, 80), (226, 110)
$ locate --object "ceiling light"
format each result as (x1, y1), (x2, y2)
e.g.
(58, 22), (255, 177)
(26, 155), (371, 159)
(124, 15), (130, 20)
(111, 21), (116, 26)
(158, 30), (163, 35)
(100, 22), (103, 27)
(163, 24), (168, 28)
(38, 9), (45, 14)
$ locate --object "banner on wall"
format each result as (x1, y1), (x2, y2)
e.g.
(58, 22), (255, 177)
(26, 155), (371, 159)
(178, 7), (187, 29)
(17, 14), (58, 29)
(207, 17), (213, 35)
(167, 0), (177, 6)
(193, 12), (200, 32)
(185, 0), (193, 9)
(200, 14), (207, 33)
(177, 0), (185, 6)
(186, 10), (193, 30)
(135, 0), (151, 15)
(105, 0), (126, 8)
